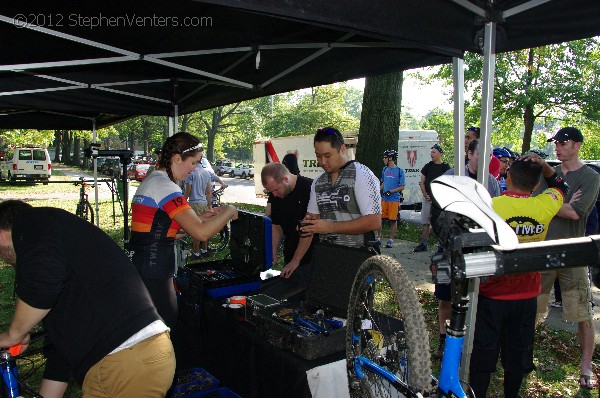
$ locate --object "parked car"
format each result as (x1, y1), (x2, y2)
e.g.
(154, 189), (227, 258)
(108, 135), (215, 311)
(215, 160), (234, 176)
(127, 163), (151, 181)
(231, 163), (254, 179)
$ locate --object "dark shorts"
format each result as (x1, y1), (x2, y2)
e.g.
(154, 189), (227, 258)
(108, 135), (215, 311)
(469, 296), (536, 375)
(434, 282), (451, 301)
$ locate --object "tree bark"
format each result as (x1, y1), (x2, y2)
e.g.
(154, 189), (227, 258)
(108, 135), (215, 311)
(356, 72), (403, 175)
(521, 48), (536, 154)
(61, 131), (72, 165)
(73, 136), (81, 167)
(53, 130), (61, 162)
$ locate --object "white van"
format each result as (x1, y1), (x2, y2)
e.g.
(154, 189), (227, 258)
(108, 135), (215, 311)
(396, 130), (439, 209)
(0, 147), (52, 184)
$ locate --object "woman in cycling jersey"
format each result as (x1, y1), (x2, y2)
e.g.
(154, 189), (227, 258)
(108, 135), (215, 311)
(129, 132), (237, 326)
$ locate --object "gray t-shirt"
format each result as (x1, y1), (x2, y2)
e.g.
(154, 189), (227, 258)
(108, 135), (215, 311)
(184, 165), (212, 204)
(307, 161), (381, 247)
(535, 164), (600, 239)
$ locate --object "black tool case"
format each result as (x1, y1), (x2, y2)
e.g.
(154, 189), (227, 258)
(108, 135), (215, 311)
(180, 210), (273, 299)
(253, 242), (375, 360)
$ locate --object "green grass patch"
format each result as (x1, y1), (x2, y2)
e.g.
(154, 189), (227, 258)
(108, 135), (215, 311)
(1, 176), (598, 397)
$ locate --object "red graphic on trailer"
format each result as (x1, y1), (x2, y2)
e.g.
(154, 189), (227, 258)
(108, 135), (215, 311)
(407, 150), (417, 167)
(265, 141), (280, 163)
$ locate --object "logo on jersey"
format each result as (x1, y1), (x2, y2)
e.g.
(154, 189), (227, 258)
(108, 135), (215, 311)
(407, 150), (417, 167)
(505, 215), (545, 236)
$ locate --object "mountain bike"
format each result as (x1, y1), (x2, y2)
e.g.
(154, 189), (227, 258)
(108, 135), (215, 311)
(346, 175), (600, 398)
(74, 177), (95, 224)
(1, 332), (48, 398)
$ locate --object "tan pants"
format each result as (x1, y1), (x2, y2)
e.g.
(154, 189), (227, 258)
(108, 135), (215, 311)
(82, 332), (175, 398)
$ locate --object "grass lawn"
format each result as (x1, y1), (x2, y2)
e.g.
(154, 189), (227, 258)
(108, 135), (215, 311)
(0, 167), (598, 397)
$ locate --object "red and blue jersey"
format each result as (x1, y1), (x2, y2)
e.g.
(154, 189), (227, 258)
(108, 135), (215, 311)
(129, 170), (191, 279)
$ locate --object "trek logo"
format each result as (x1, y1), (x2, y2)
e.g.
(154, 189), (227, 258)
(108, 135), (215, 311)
(505, 216), (545, 236)
(407, 150), (417, 168)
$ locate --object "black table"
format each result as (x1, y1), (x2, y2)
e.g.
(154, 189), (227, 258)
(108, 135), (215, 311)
(190, 298), (345, 398)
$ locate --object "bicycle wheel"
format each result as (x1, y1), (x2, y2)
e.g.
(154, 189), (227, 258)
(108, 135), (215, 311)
(76, 202), (95, 224)
(207, 224), (230, 252)
(346, 255), (432, 398)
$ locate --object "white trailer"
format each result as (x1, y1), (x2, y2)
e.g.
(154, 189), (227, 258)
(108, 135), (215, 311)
(252, 133), (358, 195)
(396, 130), (439, 209)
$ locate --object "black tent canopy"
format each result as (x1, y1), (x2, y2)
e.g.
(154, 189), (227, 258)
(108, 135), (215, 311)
(1, 0), (598, 130)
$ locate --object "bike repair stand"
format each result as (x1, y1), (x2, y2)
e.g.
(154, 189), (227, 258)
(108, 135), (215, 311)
(85, 145), (133, 244)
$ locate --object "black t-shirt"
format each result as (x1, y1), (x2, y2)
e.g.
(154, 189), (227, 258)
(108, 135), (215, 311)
(269, 175), (314, 265)
(13, 207), (159, 384)
(421, 161), (451, 196)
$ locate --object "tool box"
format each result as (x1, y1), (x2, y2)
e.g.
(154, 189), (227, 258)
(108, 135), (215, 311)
(180, 210), (272, 299)
(253, 242), (375, 360)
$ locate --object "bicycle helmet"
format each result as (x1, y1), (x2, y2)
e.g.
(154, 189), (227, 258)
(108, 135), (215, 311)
(504, 147), (518, 159)
(383, 150), (398, 161)
(527, 149), (548, 159)
(492, 147), (511, 159)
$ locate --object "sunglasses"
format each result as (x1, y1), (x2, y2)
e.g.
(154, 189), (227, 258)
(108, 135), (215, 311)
(316, 127), (344, 146)
(182, 143), (203, 154)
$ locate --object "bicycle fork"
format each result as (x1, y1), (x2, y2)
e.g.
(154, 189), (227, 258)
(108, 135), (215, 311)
(437, 275), (469, 398)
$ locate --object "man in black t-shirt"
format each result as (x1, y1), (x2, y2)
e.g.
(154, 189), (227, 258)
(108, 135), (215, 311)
(261, 162), (314, 298)
(0, 200), (174, 398)
(414, 144), (450, 252)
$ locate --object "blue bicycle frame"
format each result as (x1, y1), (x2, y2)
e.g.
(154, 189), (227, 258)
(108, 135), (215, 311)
(1, 351), (20, 398)
(438, 335), (467, 397)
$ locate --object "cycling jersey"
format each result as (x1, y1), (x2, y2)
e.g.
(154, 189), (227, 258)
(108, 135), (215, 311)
(130, 170), (191, 279)
(479, 187), (564, 300)
(307, 161), (381, 248)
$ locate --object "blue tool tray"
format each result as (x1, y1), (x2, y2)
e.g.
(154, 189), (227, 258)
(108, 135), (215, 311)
(184, 210), (272, 298)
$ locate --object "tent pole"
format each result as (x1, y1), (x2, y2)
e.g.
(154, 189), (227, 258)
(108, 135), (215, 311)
(460, 20), (497, 382)
(92, 119), (100, 227)
(168, 116), (174, 136)
(452, 57), (465, 176)
(174, 105), (179, 133)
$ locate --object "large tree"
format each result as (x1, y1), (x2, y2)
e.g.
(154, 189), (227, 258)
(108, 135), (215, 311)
(430, 37), (600, 153)
(356, 72), (403, 175)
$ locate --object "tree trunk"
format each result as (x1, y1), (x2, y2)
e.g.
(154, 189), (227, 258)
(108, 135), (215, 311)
(73, 136), (81, 167)
(180, 114), (192, 133)
(521, 48), (536, 154)
(61, 131), (72, 165)
(522, 104), (535, 153)
(356, 72), (403, 175)
(53, 130), (61, 162)
(82, 138), (90, 169)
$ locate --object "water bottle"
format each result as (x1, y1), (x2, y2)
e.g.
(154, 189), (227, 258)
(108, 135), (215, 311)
(1, 351), (20, 398)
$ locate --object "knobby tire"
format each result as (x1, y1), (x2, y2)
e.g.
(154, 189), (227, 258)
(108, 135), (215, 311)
(346, 255), (432, 398)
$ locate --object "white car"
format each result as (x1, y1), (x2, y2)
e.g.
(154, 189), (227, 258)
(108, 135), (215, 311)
(231, 163), (254, 179)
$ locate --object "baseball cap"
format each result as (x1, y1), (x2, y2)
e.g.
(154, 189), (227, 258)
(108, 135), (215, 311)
(431, 144), (444, 154)
(547, 127), (583, 143)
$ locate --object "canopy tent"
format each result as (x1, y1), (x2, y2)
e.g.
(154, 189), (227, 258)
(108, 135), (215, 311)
(1, 0), (598, 130)
(0, 1), (458, 130)
(2, 0), (600, 384)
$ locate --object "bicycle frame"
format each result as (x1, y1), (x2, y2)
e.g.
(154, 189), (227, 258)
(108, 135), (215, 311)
(1, 351), (19, 398)
(349, 212), (600, 398)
